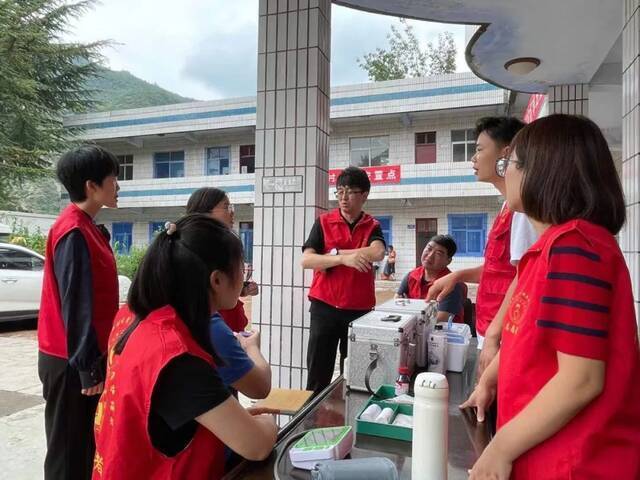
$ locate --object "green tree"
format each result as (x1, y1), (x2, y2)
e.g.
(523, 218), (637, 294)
(358, 19), (457, 81)
(0, 0), (107, 210)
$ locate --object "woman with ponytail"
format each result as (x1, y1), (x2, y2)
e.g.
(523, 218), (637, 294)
(92, 215), (277, 480)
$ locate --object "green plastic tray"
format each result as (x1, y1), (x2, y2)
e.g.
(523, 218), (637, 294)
(355, 385), (413, 442)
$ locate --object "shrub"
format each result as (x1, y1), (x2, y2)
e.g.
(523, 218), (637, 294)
(115, 246), (146, 280)
(9, 224), (46, 255)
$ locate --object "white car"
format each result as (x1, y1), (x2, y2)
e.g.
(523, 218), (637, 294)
(0, 242), (131, 323)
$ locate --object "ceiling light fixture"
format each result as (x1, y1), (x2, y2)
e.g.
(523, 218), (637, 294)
(504, 57), (541, 75)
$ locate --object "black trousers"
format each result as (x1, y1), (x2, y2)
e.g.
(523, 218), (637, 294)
(38, 352), (101, 480)
(306, 301), (369, 396)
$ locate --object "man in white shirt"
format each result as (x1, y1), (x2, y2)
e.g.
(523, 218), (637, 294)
(427, 117), (538, 376)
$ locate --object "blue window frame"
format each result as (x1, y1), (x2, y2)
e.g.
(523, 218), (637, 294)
(149, 221), (165, 241)
(374, 216), (392, 247)
(239, 222), (254, 264)
(206, 146), (230, 176)
(112, 222), (133, 254)
(448, 214), (487, 257)
(153, 151), (184, 178)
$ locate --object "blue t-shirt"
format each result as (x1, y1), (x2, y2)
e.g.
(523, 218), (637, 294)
(209, 313), (254, 388)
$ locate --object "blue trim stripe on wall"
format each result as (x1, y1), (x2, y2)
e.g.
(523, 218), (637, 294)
(331, 83), (498, 106)
(60, 175), (477, 199)
(400, 175), (476, 185)
(76, 107), (256, 131)
(61, 184), (254, 199)
(71, 83), (500, 130)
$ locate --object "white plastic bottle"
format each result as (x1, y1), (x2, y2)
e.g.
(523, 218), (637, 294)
(427, 324), (448, 374)
(411, 372), (449, 480)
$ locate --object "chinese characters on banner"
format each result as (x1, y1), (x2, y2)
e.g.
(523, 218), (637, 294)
(328, 165), (401, 186)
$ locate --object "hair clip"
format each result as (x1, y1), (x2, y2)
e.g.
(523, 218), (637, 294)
(164, 222), (177, 236)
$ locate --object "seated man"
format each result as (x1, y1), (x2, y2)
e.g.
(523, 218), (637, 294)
(395, 235), (466, 323)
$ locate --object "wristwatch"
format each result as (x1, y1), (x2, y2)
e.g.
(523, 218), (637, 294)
(329, 248), (339, 256)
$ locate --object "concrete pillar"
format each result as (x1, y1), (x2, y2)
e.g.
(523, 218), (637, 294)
(547, 84), (589, 115)
(253, 0), (331, 389)
(622, 0), (640, 325)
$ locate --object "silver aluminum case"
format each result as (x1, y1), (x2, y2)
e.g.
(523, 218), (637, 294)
(375, 299), (438, 367)
(346, 310), (418, 392)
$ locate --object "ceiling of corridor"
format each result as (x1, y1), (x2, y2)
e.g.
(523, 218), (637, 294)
(334, 0), (623, 93)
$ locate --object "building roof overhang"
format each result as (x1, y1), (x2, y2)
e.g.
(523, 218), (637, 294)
(334, 0), (622, 93)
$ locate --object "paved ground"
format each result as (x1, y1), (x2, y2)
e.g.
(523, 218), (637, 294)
(0, 286), (401, 479)
(0, 320), (45, 480)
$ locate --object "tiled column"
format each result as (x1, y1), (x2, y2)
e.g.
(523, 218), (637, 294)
(547, 84), (589, 115)
(253, 0), (331, 389)
(622, 0), (640, 326)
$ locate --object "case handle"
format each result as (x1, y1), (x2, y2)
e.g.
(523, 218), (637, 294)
(365, 344), (380, 397)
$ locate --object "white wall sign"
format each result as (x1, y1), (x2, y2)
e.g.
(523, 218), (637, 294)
(262, 175), (304, 193)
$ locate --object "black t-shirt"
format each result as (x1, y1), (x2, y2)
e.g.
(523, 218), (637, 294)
(149, 354), (230, 456)
(302, 212), (386, 253)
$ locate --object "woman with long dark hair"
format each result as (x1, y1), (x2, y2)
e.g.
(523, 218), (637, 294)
(185, 187), (271, 401)
(186, 187), (258, 332)
(92, 215), (277, 480)
(463, 114), (640, 479)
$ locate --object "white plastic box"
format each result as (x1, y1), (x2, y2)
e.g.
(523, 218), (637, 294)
(289, 426), (354, 470)
(436, 322), (472, 373)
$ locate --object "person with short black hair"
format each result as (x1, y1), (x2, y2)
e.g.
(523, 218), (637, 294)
(428, 116), (538, 376)
(93, 215), (277, 479)
(38, 145), (120, 480)
(301, 166), (386, 395)
(396, 235), (466, 323)
(464, 114), (640, 479)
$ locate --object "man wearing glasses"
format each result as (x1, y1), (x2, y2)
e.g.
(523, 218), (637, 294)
(427, 117), (537, 376)
(301, 166), (386, 395)
(396, 235), (466, 324)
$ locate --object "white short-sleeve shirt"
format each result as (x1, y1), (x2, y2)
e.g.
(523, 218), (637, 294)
(510, 210), (538, 265)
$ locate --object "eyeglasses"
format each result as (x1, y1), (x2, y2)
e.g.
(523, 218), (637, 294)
(243, 265), (253, 282)
(214, 203), (234, 213)
(334, 189), (364, 199)
(242, 265), (254, 287)
(495, 158), (521, 178)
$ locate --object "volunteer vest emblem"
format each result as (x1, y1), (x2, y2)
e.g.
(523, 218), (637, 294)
(505, 291), (529, 335)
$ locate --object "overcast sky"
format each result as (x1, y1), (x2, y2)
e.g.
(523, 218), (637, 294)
(68, 1), (469, 101)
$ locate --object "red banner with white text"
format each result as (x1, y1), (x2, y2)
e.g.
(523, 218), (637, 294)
(329, 165), (401, 186)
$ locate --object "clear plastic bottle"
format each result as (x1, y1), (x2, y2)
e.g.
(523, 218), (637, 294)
(394, 366), (411, 396)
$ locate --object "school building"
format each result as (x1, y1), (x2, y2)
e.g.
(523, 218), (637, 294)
(65, 72), (523, 280)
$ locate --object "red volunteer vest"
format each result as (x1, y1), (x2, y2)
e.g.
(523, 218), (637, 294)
(498, 221), (640, 478)
(475, 205), (517, 336)
(219, 299), (249, 333)
(406, 267), (466, 323)
(38, 203), (119, 358)
(93, 305), (225, 480)
(308, 209), (379, 311)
